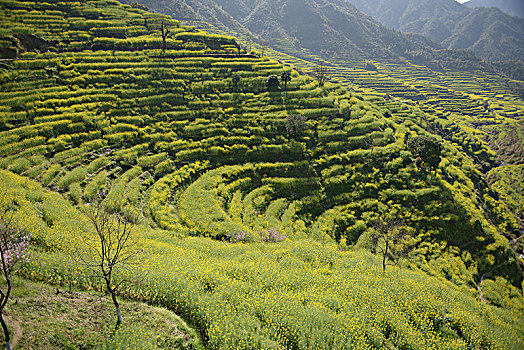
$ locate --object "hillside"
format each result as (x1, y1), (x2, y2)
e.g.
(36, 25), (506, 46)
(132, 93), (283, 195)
(0, 0), (523, 348)
(465, 0), (524, 19)
(4, 279), (203, 349)
(121, 0), (495, 70)
(1, 0), (521, 280)
(124, 0), (524, 231)
(4, 170), (524, 349)
(348, 0), (524, 61)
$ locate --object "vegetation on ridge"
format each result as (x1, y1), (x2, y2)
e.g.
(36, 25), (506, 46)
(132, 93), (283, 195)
(0, 0), (522, 349)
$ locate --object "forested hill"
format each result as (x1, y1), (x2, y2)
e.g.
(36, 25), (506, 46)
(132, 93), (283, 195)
(348, 0), (524, 61)
(465, 0), (524, 19)
(119, 0), (491, 70)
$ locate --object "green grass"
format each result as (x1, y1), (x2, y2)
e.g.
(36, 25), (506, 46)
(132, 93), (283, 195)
(4, 278), (203, 350)
(0, 0), (522, 348)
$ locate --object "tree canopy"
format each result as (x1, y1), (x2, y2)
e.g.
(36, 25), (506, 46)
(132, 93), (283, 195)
(407, 135), (443, 170)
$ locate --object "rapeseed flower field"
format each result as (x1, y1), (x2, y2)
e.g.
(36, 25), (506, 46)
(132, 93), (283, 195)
(2, 170), (522, 349)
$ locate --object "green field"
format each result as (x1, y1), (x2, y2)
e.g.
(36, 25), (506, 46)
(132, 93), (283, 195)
(0, 0), (523, 349)
(2, 170), (522, 349)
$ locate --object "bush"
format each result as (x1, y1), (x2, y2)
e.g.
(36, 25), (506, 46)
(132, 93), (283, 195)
(406, 135), (443, 170)
(225, 231), (253, 243)
(259, 227), (287, 243)
(266, 75), (280, 91)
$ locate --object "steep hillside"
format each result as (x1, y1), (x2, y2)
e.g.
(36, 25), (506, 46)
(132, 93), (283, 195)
(124, 1), (524, 233)
(3, 172), (521, 349)
(0, 0), (521, 284)
(121, 0), (493, 70)
(0, 0), (523, 348)
(127, 0), (248, 34)
(348, 0), (524, 61)
(231, 0), (434, 59)
(348, 0), (467, 38)
(465, 0), (524, 19)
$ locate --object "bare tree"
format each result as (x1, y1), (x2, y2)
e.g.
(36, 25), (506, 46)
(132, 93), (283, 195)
(0, 208), (31, 350)
(281, 71), (291, 91)
(161, 20), (171, 53)
(286, 114), (308, 139)
(260, 38), (269, 57)
(313, 65), (328, 87)
(73, 200), (142, 328)
(368, 217), (414, 272)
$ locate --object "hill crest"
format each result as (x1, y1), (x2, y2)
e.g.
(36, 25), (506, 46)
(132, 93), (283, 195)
(348, 0), (524, 61)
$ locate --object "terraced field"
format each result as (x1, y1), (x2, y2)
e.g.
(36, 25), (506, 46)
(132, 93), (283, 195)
(185, 20), (524, 226)
(0, 0), (521, 281)
(0, 1), (523, 348)
(188, 18), (523, 121)
(5, 170), (521, 350)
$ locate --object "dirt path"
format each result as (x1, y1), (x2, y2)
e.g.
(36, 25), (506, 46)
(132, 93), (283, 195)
(4, 315), (22, 349)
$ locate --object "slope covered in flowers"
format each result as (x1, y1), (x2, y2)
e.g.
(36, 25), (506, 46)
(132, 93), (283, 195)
(0, 0), (520, 288)
(0, 0), (522, 348)
(1, 170), (522, 349)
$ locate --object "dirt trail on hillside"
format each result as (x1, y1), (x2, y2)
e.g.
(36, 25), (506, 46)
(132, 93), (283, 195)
(4, 315), (22, 349)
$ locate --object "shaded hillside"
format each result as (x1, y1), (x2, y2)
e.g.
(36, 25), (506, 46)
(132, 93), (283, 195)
(121, 0), (491, 70)
(5, 173), (522, 349)
(127, 0), (248, 34)
(348, 0), (524, 61)
(466, 0), (524, 19)
(234, 0), (436, 59)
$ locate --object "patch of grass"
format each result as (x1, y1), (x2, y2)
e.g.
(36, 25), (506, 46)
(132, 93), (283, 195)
(3, 278), (203, 350)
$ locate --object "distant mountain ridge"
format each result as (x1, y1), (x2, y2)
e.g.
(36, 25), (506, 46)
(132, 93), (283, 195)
(120, 0), (491, 70)
(122, 0), (435, 59)
(347, 0), (524, 61)
(465, 0), (524, 18)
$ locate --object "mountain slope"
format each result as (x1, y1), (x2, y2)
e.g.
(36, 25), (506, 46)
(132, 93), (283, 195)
(240, 0), (439, 59)
(0, 0), (520, 285)
(123, 0), (497, 70)
(123, 0), (439, 60)
(465, 0), (524, 18)
(348, 0), (524, 61)
(0, 0), (523, 348)
(127, 0), (248, 34)
(6, 172), (522, 349)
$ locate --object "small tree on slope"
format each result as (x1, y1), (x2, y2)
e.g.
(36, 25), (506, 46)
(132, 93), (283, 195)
(368, 217), (414, 273)
(314, 65), (328, 87)
(406, 135), (443, 171)
(0, 207), (31, 350)
(73, 200), (142, 328)
(281, 71), (291, 91)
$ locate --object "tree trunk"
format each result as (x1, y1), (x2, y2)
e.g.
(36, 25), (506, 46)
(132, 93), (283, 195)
(161, 21), (167, 53)
(0, 276), (11, 350)
(0, 315), (11, 350)
(382, 241), (388, 273)
(111, 291), (123, 327)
